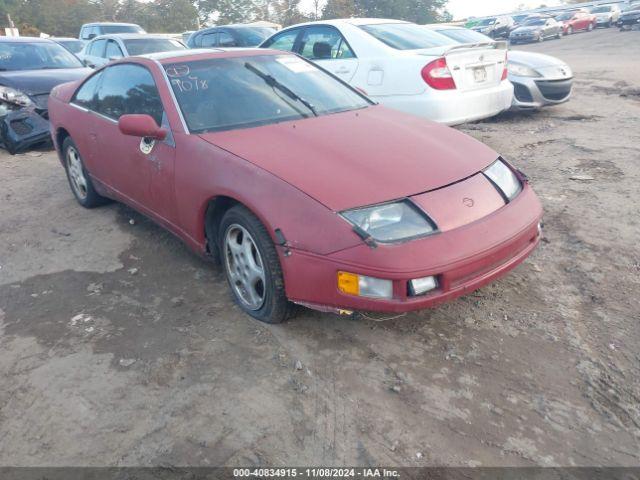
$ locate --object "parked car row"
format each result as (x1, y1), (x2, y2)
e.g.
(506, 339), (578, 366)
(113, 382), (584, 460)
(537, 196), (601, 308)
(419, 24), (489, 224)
(467, 2), (639, 42)
(0, 15), (578, 153)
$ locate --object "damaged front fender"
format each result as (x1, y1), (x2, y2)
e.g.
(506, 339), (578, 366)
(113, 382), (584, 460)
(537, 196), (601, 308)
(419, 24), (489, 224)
(0, 107), (51, 155)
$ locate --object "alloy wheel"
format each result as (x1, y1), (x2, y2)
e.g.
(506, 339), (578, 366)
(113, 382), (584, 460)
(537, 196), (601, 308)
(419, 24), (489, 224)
(224, 224), (266, 311)
(66, 146), (88, 200)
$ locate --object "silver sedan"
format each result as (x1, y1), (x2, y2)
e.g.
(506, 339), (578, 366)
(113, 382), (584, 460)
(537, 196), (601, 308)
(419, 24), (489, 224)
(424, 25), (573, 111)
(508, 50), (573, 110)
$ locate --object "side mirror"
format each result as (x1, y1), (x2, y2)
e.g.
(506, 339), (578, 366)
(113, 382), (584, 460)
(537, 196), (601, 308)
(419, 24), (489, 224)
(87, 33), (96, 39)
(118, 114), (167, 140)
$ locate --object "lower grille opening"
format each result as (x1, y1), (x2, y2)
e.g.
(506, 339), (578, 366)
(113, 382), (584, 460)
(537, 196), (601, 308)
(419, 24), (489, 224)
(513, 83), (534, 103)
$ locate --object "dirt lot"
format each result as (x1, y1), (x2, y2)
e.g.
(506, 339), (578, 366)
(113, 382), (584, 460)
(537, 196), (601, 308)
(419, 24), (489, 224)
(1, 28), (639, 467)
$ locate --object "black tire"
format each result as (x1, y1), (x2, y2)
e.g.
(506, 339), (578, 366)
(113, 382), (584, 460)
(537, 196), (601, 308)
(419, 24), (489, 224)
(556, 30), (562, 39)
(62, 136), (108, 208)
(568, 26), (573, 35)
(218, 205), (294, 324)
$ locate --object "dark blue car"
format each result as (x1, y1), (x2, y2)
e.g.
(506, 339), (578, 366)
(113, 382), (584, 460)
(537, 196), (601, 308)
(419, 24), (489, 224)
(187, 25), (275, 48)
(0, 37), (91, 153)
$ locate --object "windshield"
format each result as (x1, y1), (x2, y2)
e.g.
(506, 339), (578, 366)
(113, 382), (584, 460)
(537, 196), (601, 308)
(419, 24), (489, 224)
(165, 54), (371, 133)
(591, 6), (611, 13)
(123, 38), (186, 56)
(435, 28), (492, 43)
(57, 40), (85, 54)
(513, 14), (529, 22)
(235, 27), (276, 46)
(523, 18), (546, 26)
(360, 23), (454, 50)
(0, 41), (83, 70)
(101, 25), (145, 34)
(477, 18), (497, 26)
(556, 12), (576, 20)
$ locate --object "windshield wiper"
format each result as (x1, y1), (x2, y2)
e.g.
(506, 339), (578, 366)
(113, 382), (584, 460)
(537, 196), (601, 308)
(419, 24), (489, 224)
(244, 62), (318, 117)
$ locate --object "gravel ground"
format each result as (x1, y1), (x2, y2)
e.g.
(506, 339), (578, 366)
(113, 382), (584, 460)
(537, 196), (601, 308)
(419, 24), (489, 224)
(0, 28), (639, 467)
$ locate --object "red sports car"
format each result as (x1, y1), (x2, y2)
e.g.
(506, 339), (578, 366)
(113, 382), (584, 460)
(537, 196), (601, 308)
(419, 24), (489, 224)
(555, 10), (597, 34)
(48, 49), (543, 323)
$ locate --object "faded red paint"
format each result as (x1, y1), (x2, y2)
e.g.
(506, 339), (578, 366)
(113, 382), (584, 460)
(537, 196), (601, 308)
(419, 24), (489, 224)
(48, 50), (543, 314)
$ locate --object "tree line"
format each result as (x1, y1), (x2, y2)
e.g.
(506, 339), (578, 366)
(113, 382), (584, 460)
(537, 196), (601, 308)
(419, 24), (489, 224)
(0, 0), (451, 37)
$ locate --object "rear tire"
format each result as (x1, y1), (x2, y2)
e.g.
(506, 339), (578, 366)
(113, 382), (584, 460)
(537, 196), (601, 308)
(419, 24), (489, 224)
(588, 23), (594, 31)
(218, 205), (294, 324)
(568, 26), (573, 35)
(62, 137), (108, 209)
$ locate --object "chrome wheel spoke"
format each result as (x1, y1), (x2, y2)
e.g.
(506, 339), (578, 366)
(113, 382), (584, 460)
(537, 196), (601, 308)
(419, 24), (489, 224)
(67, 147), (88, 199)
(224, 224), (266, 311)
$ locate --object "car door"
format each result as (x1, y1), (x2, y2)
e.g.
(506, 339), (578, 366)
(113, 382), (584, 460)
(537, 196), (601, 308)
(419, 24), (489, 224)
(261, 28), (303, 53)
(84, 38), (107, 68)
(575, 13), (586, 30)
(68, 70), (106, 180)
(105, 39), (124, 62)
(92, 63), (177, 221)
(297, 25), (358, 82)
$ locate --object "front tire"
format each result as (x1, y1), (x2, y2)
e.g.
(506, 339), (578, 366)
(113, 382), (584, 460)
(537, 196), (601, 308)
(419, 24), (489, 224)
(62, 137), (108, 208)
(219, 205), (294, 324)
(567, 26), (573, 35)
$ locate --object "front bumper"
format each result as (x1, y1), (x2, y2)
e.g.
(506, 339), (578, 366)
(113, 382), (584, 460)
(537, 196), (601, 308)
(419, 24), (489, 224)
(281, 183), (542, 314)
(0, 108), (51, 154)
(618, 17), (640, 28)
(510, 75), (573, 110)
(509, 33), (540, 43)
(376, 80), (514, 126)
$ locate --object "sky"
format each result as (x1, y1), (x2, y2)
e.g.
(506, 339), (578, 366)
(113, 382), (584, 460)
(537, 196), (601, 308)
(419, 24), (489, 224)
(299, 0), (564, 20)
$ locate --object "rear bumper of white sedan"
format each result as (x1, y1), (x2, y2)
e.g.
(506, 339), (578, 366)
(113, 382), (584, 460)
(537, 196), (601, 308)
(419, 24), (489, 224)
(372, 80), (514, 126)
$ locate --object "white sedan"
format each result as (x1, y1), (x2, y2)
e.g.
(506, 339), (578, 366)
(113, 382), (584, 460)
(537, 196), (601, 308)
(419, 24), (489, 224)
(260, 18), (513, 125)
(78, 34), (186, 69)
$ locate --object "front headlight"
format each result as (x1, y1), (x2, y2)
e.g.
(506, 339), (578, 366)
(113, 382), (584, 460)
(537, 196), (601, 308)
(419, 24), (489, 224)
(507, 62), (542, 77)
(483, 159), (522, 201)
(341, 200), (436, 243)
(0, 86), (34, 107)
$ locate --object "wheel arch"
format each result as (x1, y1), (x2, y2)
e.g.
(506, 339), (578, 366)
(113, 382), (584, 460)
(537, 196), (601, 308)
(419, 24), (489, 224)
(203, 195), (279, 261)
(55, 127), (71, 163)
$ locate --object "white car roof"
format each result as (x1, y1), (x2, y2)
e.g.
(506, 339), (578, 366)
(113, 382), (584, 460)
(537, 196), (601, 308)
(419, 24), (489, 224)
(280, 18), (410, 29)
(92, 34), (174, 40)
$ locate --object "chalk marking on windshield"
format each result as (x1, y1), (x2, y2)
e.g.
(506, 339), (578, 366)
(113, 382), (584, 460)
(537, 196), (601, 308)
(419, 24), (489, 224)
(171, 75), (208, 93)
(165, 65), (190, 78)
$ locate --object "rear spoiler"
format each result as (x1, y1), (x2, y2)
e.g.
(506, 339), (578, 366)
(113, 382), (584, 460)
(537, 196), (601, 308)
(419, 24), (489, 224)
(442, 40), (508, 53)
(414, 40), (508, 56)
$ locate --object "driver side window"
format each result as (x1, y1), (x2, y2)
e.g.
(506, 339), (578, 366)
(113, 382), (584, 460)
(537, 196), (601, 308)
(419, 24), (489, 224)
(94, 64), (164, 125)
(299, 26), (355, 60)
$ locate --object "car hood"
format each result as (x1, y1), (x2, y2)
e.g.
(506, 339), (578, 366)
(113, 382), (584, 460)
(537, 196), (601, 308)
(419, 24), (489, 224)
(508, 50), (565, 68)
(0, 67), (91, 96)
(621, 10), (640, 18)
(511, 26), (542, 33)
(199, 106), (499, 212)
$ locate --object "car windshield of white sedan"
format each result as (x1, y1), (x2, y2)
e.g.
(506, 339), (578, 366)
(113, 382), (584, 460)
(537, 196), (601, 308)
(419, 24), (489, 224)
(165, 55), (371, 133)
(123, 39), (186, 56)
(359, 23), (455, 50)
(0, 42), (84, 71)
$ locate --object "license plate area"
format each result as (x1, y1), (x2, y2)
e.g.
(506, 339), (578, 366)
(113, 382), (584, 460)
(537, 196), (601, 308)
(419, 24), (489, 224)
(473, 67), (488, 83)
